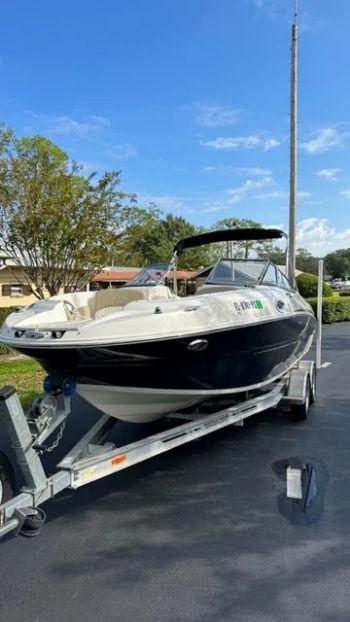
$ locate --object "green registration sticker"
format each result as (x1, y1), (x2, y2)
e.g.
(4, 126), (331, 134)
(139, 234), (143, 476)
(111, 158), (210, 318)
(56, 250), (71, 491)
(255, 299), (263, 309)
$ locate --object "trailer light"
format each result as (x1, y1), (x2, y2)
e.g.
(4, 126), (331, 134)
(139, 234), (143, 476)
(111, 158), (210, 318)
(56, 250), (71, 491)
(111, 454), (127, 465)
(62, 376), (76, 396)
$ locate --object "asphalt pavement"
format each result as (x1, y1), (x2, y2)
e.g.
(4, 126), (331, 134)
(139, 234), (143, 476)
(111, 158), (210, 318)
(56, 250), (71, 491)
(1, 323), (350, 622)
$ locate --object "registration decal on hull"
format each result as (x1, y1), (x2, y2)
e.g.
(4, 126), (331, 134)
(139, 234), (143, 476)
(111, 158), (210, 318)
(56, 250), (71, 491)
(234, 299), (264, 312)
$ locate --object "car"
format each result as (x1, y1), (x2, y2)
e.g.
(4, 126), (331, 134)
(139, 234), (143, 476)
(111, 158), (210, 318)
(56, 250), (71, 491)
(331, 278), (350, 290)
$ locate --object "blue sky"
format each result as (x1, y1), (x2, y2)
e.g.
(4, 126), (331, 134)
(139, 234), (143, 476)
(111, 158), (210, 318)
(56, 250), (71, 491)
(1, 0), (350, 254)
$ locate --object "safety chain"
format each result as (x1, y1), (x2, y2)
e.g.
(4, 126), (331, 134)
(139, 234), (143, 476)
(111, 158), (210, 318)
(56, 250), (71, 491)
(42, 419), (66, 453)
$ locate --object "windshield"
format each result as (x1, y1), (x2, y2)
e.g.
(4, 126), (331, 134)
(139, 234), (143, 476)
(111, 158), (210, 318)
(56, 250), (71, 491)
(124, 264), (170, 287)
(207, 259), (268, 286)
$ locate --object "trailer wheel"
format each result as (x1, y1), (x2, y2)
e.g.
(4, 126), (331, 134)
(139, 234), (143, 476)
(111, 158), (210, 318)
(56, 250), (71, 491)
(309, 365), (316, 404)
(0, 452), (15, 504)
(290, 376), (311, 421)
(19, 508), (47, 538)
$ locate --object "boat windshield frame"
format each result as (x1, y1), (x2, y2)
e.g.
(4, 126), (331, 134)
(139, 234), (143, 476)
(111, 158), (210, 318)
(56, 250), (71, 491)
(205, 258), (295, 291)
(124, 264), (171, 287)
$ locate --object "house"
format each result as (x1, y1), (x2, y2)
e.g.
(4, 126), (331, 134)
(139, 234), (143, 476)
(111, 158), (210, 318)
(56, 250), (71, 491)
(0, 255), (198, 307)
(91, 266), (196, 295)
(0, 253), (39, 307)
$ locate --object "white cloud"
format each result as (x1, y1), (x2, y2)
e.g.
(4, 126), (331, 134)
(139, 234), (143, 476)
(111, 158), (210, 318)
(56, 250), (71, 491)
(233, 167), (273, 176)
(296, 218), (350, 255)
(201, 166), (216, 173)
(141, 194), (185, 212)
(201, 165), (273, 176)
(228, 176), (274, 204)
(201, 135), (260, 150)
(301, 127), (346, 154)
(316, 168), (342, 182)
(108, 143), (138, 160)
(200, 134), (280, 151)
(195, 104), (241, 128)
(255, 190), (288, 199)
(298, 191), (312, 198)
(341, 188), (350, 199)
(255, 190), (311, 200)
(30, 113), (110, 137)
(264, 138), (280, 150)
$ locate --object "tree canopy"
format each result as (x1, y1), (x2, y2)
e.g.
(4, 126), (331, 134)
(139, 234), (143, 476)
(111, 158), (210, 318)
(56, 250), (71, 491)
(324, 248), (350, 278)
(213, 217), (283, 260)
(0, 123), (135, 297)
(116, 209), (217, 269)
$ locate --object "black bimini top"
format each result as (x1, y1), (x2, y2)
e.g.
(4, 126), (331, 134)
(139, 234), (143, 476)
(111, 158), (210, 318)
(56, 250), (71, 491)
(174, 228), (286, 255)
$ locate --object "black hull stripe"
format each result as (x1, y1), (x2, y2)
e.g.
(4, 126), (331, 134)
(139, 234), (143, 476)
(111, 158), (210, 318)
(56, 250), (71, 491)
(7, 311), (315, 350)
(17, 315), (316, 393)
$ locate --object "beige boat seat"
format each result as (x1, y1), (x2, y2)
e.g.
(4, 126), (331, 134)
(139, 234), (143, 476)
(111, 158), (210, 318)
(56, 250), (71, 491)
(93, 286), (172, 318)
(93, 288), (146, 319)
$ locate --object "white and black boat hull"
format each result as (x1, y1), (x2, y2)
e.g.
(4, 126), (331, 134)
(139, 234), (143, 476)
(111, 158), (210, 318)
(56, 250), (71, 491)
(15, 313), (315, 422)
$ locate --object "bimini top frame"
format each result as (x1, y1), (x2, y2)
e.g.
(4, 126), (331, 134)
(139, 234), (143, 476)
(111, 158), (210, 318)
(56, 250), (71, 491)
(173, 228), (287, 256)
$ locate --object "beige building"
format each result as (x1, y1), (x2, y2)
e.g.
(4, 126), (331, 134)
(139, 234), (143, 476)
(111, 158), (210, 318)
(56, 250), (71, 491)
(0, 255), (39, 307)
(0, 255), (198, 308)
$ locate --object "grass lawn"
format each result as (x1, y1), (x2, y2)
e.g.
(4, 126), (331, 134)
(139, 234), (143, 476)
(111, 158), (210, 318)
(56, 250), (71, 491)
(0, 357), (45, 409)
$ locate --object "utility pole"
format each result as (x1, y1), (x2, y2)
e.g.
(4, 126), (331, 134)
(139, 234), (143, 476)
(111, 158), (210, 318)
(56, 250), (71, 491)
(288, 1), (298, 284)
(225, 219), (236, 259)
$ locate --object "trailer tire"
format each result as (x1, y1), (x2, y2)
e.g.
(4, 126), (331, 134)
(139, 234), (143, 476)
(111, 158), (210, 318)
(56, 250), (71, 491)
(310, 365), (316, 404)
(19, 508), (47, 538)
(0, 452), (15, 504)
(290, 376), (311, 421)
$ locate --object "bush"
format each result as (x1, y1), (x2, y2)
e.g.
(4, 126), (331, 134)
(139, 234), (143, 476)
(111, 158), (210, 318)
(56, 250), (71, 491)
(306, 296), (350, 324)
(0, 306), (23, 356)
(339, 291), (350, 297)
(296, 272), (333, 298)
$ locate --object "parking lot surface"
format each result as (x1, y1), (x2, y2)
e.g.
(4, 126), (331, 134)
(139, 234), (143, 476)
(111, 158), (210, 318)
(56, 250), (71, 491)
(0, 323), (350, 622)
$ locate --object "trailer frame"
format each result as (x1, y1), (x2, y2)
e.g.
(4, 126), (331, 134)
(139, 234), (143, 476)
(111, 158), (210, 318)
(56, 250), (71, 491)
(0, 359), (316, 539)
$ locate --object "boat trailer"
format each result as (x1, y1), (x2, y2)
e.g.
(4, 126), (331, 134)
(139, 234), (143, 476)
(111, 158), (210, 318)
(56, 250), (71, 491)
(0, 360), (316, 540)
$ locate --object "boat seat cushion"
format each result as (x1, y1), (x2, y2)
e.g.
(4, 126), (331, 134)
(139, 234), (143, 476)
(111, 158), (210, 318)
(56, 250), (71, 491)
(76, 305), (92, 320)
(93, 288), (146, 318)
(94, 305), (124, 319)
(92, 286), (174, 319)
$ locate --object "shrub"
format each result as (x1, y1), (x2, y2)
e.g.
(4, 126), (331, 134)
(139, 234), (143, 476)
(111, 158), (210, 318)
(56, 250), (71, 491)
(306, 296), (350, 324)
(339, 291), (350, 297)
(296, 272), (333, 298)
(0, 306), (23, 356)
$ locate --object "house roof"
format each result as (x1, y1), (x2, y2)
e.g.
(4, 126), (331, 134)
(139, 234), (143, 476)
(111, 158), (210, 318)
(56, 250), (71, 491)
(91, 270), (140, 282)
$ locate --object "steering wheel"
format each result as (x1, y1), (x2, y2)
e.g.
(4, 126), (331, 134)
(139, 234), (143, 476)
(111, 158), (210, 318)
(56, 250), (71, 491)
(62, 299), (77, 317)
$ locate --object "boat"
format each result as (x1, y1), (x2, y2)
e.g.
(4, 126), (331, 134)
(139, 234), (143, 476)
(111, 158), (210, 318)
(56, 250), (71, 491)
(0, 228), (316, 423)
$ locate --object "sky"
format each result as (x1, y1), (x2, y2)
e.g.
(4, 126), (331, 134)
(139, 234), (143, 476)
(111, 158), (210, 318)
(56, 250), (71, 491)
(1, 0), (350, 255)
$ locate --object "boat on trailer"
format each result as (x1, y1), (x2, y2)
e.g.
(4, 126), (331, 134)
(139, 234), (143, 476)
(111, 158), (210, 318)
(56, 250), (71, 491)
(0, 228), (316, 423)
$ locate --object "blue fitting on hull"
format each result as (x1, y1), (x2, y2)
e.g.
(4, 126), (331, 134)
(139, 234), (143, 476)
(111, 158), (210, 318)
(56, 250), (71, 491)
(43, 374), (76, 396)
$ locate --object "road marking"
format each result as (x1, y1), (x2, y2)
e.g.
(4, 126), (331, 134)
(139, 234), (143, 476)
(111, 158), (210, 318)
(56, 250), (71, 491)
(320, 361), (332, 368)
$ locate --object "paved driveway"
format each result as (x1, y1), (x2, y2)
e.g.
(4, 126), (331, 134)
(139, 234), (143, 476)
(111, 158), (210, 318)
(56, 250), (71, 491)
(0, 323), (350, 622)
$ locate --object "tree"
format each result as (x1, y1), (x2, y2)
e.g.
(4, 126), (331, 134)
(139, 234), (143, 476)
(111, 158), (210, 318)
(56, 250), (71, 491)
(0, 123), (135, 297)
(117, 209), (216, 269)
(213, 217), (276, 259)
(258, 243), (286, 265)
(324, 249), (350, 279)
(160, 214), (216, 269)
(295, 248), (318, 275)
